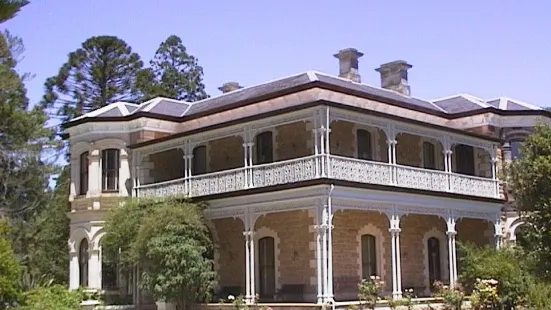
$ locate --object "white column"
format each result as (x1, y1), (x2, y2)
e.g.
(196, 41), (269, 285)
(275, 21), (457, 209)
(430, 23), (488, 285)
(243, 231), (251, 302)
(69, 157), (78, 201)
(446, 216), (457, 287)
(69, 252), (79, 290)
(119, 149), (130, 197)
(494, 219), (503, 249)
(313, 128), (320, 177)
(444, 149), (453, 192)
(242, 142), (249, 187)
(250, 231), (256, 301)
(247, 142), (254, 187)
(88, 248), (102, 289)
(315, 210), (324, 304)
(389, 215), (402, 299)
(87, 148), (101, 197)
(490, 148), (499, 198)
(319, 127), (326, 177)
(326, 212), (334, 301)
(321, 206), (329, 301)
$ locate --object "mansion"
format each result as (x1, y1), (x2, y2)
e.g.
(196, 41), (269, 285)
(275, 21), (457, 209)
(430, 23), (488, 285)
(65, 48), (543, 307)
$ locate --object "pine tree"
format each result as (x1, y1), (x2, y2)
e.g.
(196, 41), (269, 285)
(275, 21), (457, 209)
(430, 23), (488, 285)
(41, 35), (143, 122)
(134, 35), (208, 102)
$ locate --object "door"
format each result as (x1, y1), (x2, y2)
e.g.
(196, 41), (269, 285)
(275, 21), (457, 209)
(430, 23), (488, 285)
(258, 237), (276, 298)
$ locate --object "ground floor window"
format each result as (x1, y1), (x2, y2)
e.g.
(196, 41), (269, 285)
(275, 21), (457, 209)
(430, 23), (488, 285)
(258, 236), (276, 298)
(361, 234), (377, 279)
(427, 237), (442, 286)
(79, 239), (89, 287)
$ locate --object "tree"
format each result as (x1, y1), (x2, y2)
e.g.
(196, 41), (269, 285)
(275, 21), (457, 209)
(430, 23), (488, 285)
(134, 35), (208, 102)
(0, 0), (28, 24)
(103, 197), (216, 309)
(0, 219), (22, 309)
(41, 36), (143, 122)
(509, 124), (551, 280)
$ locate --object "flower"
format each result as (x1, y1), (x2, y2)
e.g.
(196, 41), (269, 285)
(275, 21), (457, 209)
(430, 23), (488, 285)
(227, 295), (235, 301)
(488, 279), (498, 285)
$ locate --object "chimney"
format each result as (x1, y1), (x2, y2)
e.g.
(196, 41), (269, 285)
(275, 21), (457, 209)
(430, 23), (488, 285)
(375, 60), (413, 96)
(334, 48), (364, 83)
(218, 82), (243, 93)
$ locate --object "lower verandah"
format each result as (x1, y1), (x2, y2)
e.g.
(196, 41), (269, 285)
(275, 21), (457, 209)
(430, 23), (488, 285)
(211, 210), (494, 303)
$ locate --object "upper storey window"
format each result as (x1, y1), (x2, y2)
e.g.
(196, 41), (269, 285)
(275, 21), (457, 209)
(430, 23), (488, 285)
(357, 129), (373, 161)
(510, 140), (523, 159)
(422, 141), (436, 170)
(102, 149), (119, 192)
(256, 131), (273, 164)
(192, 146), (207, 175)
(79, 152), (89, 195)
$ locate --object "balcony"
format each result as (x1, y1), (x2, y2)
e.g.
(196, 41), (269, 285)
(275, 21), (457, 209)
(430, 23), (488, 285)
(135, 154), (499, 199)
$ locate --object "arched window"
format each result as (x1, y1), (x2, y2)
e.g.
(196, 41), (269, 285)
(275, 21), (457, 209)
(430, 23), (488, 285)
(427, 237), (442, 286)
(510, 140), (523, 159)
(102, 149), (120, 191)
(361, 234), (377, 278)
(422, 141), (436, 169)
(79, 239), (89, 287)
(258, 236), (276, 298)
(255, 131), (273, 164)
(357, 129), (373, 160)
(192, 146), (207, 175)
(79, 152), (89, 195)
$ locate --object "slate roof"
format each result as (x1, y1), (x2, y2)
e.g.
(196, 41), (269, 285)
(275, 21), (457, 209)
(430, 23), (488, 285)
(67, 71), (543, 123)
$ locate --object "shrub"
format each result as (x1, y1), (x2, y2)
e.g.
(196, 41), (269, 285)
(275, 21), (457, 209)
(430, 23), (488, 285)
(18, 284), (83, 310)
(470, 279), (500, 309)
(458, 243), (531, 309)
(358, 276), (384, 309)
(432, 281), (464, 310)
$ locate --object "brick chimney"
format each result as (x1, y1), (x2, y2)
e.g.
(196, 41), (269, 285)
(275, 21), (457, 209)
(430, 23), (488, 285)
(218, 82), (243, 93)
(375, 60), (412, 96)
(334, 48), (363, 83)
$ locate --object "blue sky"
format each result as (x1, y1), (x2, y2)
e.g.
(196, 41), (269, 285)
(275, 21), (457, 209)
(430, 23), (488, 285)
(4, 0), (551, 111)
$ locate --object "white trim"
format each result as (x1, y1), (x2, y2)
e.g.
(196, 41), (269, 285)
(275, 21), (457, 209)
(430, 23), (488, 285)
(254, 227), (281, 294)
(422, 227), (449, 293)
(356, 224), (386, 281)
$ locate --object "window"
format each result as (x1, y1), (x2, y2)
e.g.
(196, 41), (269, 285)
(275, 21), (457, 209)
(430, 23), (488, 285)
(79, 152), (89, 195)
(357, 129), (373, 160)
(256, 131), (273, 164)
(427, 237), (442, 286)
(102, 149), (120, 192)
(79, 239), (89, 287)
(422, 141), (436, 169)
(455, 144), (475, 176)
(192, 146), (207, 175)
(101, 241), (118, 290)
(258, 237), (276, 298)
(361, 234), (377, 279)
(510, 140), (523, 159)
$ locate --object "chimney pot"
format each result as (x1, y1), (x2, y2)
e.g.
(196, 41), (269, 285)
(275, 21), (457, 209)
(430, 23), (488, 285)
(219, 82), (243, 93)
(334, 48), (364, 83)
(375, 60), (412, 96)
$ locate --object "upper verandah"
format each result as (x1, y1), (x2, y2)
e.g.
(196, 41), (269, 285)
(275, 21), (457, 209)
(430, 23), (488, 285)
(62, 48), (549, 144)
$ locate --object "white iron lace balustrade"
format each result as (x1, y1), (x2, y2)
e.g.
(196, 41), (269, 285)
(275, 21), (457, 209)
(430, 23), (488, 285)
(395, 165), (449, 192)
(189, 167), (246, 197)
(138, 178), (186, 197)
(329, 155), (391, 185)
(450, 174), (496, 198)
(251, 155), (317, 187)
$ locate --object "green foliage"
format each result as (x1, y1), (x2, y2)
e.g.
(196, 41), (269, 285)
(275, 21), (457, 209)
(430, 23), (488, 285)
(0, 219), (22, 309)
(17, 284), (83, 310)
(41, 35), (143, 122)
(470, 279), (500, 309)
(526, 281), (551, 309)
(458, 243), (531, 309)
(134, 35), (208, 102)
(103, 197), (215, 308)
(509, 124), (551, 280)
(0, 0), (28, 24)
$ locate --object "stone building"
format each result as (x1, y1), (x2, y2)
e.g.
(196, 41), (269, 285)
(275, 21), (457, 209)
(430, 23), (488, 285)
(64, 48), (547, 307)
